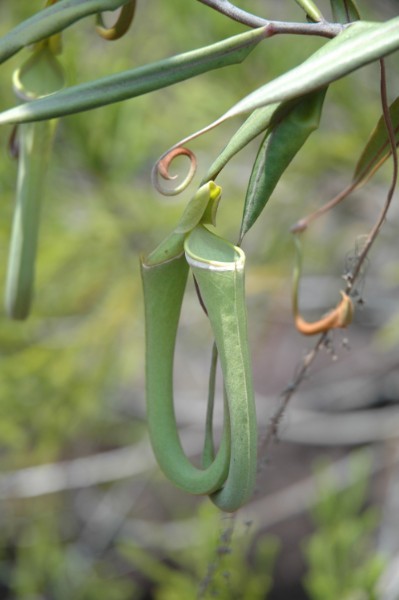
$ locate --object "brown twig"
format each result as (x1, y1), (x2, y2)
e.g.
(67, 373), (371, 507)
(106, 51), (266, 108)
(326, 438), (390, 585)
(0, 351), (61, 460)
(258, 333), (327, 463)
(291, 180), (358, 233)
(346, 59), (398, 293)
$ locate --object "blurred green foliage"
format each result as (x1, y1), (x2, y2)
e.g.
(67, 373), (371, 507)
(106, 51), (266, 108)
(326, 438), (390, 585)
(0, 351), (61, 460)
(303, 455), (386, 600)
(120, 502), (279, 599)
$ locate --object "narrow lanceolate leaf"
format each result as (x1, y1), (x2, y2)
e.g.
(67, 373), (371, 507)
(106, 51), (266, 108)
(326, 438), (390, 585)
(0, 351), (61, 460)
(353, 96), (399, 185)
(202, 103), (280, 184)
(148, 17), (399, 163)
(0, 27), (267, 125)
(0, 0), (130, 65)
(330, 0), (361, 23)
(239, 88), (327, 239)
(221, 17), (399, 121)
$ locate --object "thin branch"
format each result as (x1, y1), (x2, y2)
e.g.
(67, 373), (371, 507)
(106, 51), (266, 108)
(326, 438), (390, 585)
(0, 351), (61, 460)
(258, 332), (327, 462)
(197, 0), (344, 38)
(291, 180), (358, 233)
(347, 59), (398, 292)
(197, 0), (268, 28)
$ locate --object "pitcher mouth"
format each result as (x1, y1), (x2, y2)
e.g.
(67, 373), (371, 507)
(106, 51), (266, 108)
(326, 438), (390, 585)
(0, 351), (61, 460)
(185, 251), (245, 272)
(184, 225), (245, 272)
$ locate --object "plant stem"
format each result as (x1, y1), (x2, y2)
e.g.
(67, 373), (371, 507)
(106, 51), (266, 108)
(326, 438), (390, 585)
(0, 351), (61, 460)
(197, 0), (344, 38)
(258, 333), (326, 461)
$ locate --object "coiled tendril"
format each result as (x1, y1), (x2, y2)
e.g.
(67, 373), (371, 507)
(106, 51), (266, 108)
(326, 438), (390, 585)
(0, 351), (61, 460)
(152, 146), (197, 196)
(151, 113), (228, 196)
(96, 0), (136, 41)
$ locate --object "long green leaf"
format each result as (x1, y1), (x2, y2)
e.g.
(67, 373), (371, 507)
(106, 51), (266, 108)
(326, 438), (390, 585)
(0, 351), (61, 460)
(353, 96), (399, 185)
(239, 88), (327, 239)
(202, 103), (280, 184)
(0, 0), (130, 65)
(149, 17), (399, 168)
(223, 18), (399, 120)
(0, 27), (267, 126)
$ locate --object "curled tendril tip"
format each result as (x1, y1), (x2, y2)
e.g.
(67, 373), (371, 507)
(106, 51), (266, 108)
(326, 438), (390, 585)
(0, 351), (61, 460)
(96, 0), (136, 41)
(152, 146), (197, 196)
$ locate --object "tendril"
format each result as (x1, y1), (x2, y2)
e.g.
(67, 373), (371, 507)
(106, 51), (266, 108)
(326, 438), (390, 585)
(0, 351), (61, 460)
(96, 0), (136, 41)
(151, 112), (229, 196)
(292, 234), (354, 336)
(152, 146), (197, 196)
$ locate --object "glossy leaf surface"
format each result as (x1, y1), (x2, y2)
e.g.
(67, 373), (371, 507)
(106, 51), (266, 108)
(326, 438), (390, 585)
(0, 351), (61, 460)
(240, 88), (327, 238)
(0, 27), (267, 125)
(151, 17), (399, 168)
(203, 103), (279, 184)
(223, 18), (399, 120)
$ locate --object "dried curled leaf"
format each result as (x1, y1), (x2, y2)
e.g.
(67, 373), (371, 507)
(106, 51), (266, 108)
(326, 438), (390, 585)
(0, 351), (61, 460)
(292, 234), (353, 336)
(295, 291), (354, 336)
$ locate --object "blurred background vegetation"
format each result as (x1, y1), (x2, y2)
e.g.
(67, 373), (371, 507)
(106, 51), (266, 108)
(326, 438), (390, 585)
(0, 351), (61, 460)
(1, 1), (399, 598)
